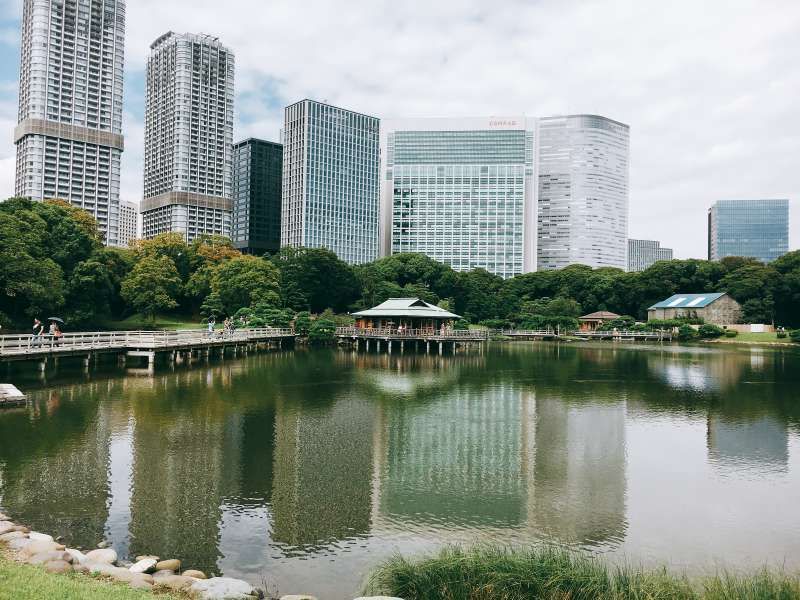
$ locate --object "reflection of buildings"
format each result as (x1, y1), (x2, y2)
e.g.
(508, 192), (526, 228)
(708, 415), (788, 471)
(271, 397), (375, 547)
(648, 349), (747, 392)
(528, 397), (627, 545)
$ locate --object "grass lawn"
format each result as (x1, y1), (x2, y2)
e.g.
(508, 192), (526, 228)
(0, 553), (182, 600)
(367, 545), (800, 600)
(713, 331), (795, 344)
(99, 313), (203, 331)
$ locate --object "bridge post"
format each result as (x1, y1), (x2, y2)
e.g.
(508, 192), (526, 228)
(82, 355), (90, 368)
(38, 358), (47, 372)
(388, 341), (392, 354)
(366, 339), (370, 352)
(438, 341), (443, 356)
(426, 341), (430, 354)
(117, 353), (126, 367)
(400, 341), (404, 354)
(377, 340), (381, 353)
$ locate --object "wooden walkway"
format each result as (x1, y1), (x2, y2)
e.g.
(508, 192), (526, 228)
(0, 328), (296, 366)
(501, 330), (560, 340)
(573, 330), (672, 341)
(335, 327), (487, 355)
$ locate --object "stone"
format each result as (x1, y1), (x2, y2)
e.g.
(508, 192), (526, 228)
(20, 540), (64, 558)
(191, 577), (257, 599)
(129, 578), (153, 590)
(43, 560), (73, 574)
(0, 530), (28, 542)
(153, 574), (195, 591)
(28, 551), (73, 565)
(183, 569), (207, 579)
(0, 521), (18, 535)
(129, 558), (157, 574)
(109, 569), (154, 584)
(81, 561), (120, 576)
(65, 548), (87, 564)
(279, 596), (317, 600)
(85, 548), (117, 564)
(353, 597), (406, 600)
(28, 531), (54, 542)
(155, 558), (181, 572)
(97, 540), (109, 548)
(6, 537), (34, 551)
(136, 554), (159, 562)
(153, 569), (175, 578)
(0, 512), (10, 521)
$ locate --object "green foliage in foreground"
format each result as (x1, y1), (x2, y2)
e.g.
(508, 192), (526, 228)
(366, 546), (800, 600)
(0, 554), (182, 600)
(791, 330), (800, 343)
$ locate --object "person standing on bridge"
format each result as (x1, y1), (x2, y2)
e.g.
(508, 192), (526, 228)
(32, 318), (44, 347)
(207, 316), (215, 337)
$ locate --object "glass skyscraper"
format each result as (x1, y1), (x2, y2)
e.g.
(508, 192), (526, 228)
(708, 199), (789, 263)
(628, 239), (673, 272)
(383, 117), (536, 278)
(140, 32), (234, 243)
(537, 115), (629, 270)
(14, 0), (126, 246)
(281, 100), (380, 265)
(232, 138), (283, 255)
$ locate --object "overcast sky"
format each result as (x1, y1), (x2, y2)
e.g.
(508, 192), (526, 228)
(0, 0), (798, 258)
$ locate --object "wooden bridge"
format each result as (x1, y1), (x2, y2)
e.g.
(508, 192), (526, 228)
(335, 327), (487, 355)
(572, 329), (672, 341)
(0, 328), (296, 368)
(500, 329), (561, 340)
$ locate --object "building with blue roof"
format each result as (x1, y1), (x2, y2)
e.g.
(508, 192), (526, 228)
(648, 292), (742, 325)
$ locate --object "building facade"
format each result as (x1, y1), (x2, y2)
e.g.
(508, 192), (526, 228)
(537, 115), (629, 271)
(382, 117), (537, 278)
(648, 292), (742, 325)
(232, 138), (282, 254)
(14, 0), (126, 246)
(117, 199), (138, 247)
(628, 239), (673, 272)
(281, 100), (380, 265)
(140, 32), (234, 242)
(708, 199), (789, 263)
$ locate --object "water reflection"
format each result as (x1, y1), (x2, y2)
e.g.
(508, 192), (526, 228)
(0, 343), (798, 598)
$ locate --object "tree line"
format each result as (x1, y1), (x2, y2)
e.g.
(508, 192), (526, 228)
(1, 197), (799, 331)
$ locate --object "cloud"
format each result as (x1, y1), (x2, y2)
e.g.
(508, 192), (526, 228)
(2, 0), (800, 256)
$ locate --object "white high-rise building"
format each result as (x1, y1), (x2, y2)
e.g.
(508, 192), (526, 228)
(628, 239), (672, 272)
(381, 117), (537, 278)
(117, 200), (138, 247)
(537, 115), (629, 270)
(140, 32), (234, 242)
(13, 0), (126, 246)
(281, 100), (380, 265)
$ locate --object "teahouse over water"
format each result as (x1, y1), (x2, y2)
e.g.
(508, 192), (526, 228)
(351, 298), (461, 331)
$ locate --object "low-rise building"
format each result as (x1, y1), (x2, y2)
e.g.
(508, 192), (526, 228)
(647, 292), (741, 325)
(579, 311), (621, 331)
(351, 298), (460, 331)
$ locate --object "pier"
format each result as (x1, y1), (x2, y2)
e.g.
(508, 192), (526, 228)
(0, 383), (26, 407)
(0, 328), (296, 369)
(336, 327), (487, 355)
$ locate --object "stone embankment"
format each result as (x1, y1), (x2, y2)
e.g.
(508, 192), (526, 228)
(0, 512), (402, 600)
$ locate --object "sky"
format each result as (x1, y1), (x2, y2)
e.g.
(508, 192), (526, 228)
(0, 0), (798, 259)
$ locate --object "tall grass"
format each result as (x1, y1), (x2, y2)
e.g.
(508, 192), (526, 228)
(365, 545), (800, 600)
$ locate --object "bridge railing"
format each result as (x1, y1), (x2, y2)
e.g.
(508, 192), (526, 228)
(500, 329), (559, 336)
(0, 327), (295, 356)
(336, 327), (488, 340)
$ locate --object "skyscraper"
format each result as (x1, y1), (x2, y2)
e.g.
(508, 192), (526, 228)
(140, 32), (234, 243)
(232, 138), (283, 255)
(117, 199), (138, 247)
(628, 239), (673, 272)
(537, 115), (629, 270)
(708, 199), (789, 263)
(281, 100), (380, 265)
(382, 117), (537, 278)
(14, 0), (126, 246)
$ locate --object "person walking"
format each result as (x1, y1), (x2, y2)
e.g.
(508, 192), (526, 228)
(32, 318), (44, 347)
(207, 316), (215, 337)
(53, 323), (63, 346)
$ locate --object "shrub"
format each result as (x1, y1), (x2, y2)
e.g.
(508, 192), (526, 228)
(453, 318), (470, 330)
(677, 324), (698, 341)
(293, 311), (312, 336)
(698, 324), (725, 339)
(724, 330), (738, 338)
(776, 329), (787, 339)
(308, 318), (336, 344)
(790, 330), (800, 343)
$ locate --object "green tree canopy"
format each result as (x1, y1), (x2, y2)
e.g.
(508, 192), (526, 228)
(120, 254), (182, 321)
(272, 247), (359, 312)
(211, 255), (280, 314)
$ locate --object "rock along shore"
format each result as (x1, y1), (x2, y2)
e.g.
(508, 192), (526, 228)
(0, 511), (403, 600)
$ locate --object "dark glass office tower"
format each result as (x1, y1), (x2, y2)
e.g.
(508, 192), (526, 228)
(232, 138), (283, 254)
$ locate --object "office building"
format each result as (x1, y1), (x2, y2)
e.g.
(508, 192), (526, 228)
(708, 199), (789, 263)
(117, 200), (138, 247)
(382, 117), (537, 278)
(232, 138), (282, 254)
(281, 100), (379, 264)
(140, 32), (234, 242)
(13, 0), (126, 246)
(537, 115), (629, 270)
(628, 238), (673, 272)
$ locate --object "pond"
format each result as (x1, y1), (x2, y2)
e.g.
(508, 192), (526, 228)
(1, 342), (799, 598)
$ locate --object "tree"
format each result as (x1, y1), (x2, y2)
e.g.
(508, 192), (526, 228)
(211, 255), (280, 314)
(293, 311), (312, 335)
(308, 318), (336, 344)
(120, 255), (182, 321)
(272, 247), (359, 312)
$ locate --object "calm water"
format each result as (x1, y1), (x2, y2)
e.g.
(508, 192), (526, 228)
(1, 342), (799, 598)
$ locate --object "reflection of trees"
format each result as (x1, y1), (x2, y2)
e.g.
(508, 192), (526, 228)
(708, 414), (788, 471)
